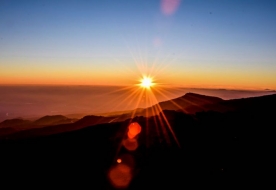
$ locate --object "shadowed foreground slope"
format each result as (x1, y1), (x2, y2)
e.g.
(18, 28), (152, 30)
(0, 93), (276, 188)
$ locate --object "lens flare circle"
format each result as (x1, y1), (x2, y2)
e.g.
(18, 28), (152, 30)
(108, 164), (132, 188)
(128, 122), (142, 138)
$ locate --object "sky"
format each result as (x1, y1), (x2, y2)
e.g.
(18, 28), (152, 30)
(1, 0), (276, 89)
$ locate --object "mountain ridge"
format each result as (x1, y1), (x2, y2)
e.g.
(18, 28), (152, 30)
(1, 92), (275, 140)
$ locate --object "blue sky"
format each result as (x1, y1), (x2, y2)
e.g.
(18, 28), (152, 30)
(1, 0), (276, 89)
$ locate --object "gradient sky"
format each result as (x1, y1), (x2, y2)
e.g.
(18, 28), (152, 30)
(1, 0), (276, 89)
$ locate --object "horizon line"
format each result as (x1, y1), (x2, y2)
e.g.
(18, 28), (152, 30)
(0, 83), (275, 91)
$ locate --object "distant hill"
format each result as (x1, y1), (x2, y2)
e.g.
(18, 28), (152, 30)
(0, 118), (31, 128)
(0, 114), (116, 139)
(0, 115), (77, 137)
(33, 115), (75, 125)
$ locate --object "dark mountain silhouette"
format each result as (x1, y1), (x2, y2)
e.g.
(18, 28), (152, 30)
(134, 92), (276, 117)
(0, 118), (31, 128)
(0, 115), (116, 139)
(1, 93), (275, 139)
(0, 127), (18, 136)
(1, 93), (276, 188)
(0, 115), (75, 129)
(107, 93), (224, 122)
(0, 115), (78, 137)
(74, 115), (114, 126)
(33, 115), (75, 125)
(143, 92), (223, 115)
(0, 118), (32, 136)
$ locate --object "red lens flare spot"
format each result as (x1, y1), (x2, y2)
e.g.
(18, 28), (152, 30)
(108, 164), (132, 188)
(123, 138), (138, 151)
(127, 122), (142, 139)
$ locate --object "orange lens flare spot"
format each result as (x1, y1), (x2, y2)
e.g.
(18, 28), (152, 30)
(127, 131), (137, 139)
(117, 158), (122, 163)
(127, 122), (142, 139)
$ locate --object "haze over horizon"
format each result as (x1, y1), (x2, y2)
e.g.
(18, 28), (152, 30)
(1, 0), (276, 89)
(0, 85), (275, 122)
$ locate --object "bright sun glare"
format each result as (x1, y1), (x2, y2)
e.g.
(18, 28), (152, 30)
(140, 77), (153, 88)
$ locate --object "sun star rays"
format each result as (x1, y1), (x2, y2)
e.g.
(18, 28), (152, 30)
(95, 70), (182, 147)
(92, 35), (184, 147)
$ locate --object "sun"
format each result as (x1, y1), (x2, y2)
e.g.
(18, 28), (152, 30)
(140, 77), (154, 89)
